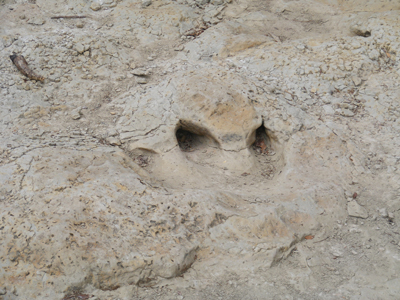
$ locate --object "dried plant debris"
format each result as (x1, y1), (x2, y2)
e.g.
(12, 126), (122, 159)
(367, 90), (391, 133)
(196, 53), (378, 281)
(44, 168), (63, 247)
(10, 54), (45, 82)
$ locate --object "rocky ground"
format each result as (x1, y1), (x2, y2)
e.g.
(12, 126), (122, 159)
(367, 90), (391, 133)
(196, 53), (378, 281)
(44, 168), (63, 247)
(1, 0), (400, 299)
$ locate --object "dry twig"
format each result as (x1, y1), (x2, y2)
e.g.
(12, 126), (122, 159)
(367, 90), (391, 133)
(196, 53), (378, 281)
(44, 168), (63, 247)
(51, 16), (87, 19)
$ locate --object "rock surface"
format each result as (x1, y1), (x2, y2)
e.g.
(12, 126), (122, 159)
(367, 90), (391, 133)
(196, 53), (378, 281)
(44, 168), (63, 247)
(1, 0), (400, 299)
(348, 201), (369, 219)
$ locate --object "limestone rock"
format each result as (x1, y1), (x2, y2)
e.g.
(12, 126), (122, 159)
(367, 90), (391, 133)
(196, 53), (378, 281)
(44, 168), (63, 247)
(106, 137), (121, 145)
(74, 42), (85, 54)
(1, 0), (400, 298)
(142, 0), (152, 8)
(132, 68), (150, 76)
(71, 107), (82, 120)
(348, 201), (368, 219)
(136, 77), (148, 84)
(195, 0), (210, 5)
(129, 62), (137, 69)
(27, 16), (45, 25)
(211, 0), (224, 5)
(340, 109), (355, 117)
(369, 49), (380, 60)
(350, 24), (371, 37)
(90, 2), (102, 11)
(352, 76), (362, 86)
(379, 208), (388, 218)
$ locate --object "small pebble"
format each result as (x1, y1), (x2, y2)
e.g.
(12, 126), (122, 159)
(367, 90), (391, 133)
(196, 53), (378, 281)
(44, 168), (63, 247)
(136, 77), (148, 84)
(142, 0), (152, 7)
(90, 2), (102, 11)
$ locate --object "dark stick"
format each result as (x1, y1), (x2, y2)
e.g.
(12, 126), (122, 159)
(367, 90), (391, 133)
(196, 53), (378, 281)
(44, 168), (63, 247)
(51, 16), (87, 19)
(10, 54), (45, 82)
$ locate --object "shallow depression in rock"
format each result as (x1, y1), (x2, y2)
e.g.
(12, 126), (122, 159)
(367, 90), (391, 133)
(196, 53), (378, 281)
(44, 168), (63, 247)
(131, 120), (285, 192)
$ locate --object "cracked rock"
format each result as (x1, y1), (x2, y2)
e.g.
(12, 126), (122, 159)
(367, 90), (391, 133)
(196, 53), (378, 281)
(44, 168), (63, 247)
(2, 0), (400, 299)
